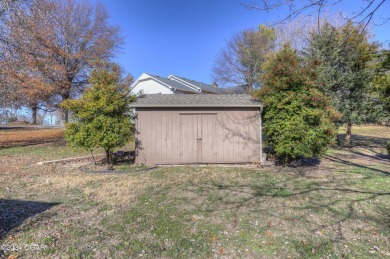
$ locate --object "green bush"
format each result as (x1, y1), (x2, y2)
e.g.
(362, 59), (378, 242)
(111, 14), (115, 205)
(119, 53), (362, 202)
(252, 45), (341, 163)
(387, 140), (390, 154)
(61, 63), (136, 165)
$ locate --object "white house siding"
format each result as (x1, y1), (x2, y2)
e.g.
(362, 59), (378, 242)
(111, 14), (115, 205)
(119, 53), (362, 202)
(137, 73), (150, 81)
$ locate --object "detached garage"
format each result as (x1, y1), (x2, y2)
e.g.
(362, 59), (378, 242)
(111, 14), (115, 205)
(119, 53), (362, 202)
(132, 94), (264, 165)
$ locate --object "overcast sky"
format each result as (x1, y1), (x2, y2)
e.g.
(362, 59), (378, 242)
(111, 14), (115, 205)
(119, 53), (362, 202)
(92, 0), (390, 84)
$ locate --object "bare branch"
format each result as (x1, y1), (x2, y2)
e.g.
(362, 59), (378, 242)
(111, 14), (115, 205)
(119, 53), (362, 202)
(242, 0), (389, 33)
(275, 12), (344, 50)
(241, 0), (294, 11)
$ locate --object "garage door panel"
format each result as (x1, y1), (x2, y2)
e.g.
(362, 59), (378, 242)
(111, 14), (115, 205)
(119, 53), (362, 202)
(200, 114), (217, 163)
(180, 114), (198, 163)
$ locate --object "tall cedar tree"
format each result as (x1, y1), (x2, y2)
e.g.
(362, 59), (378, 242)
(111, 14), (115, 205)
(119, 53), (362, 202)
(305, 22), (377, 144)
(365, 49), (390, 124)
(370, 48), (390, 122)
(252, 44), (341, 162)
(2, 0), (121, 124)
(61, 63), (135, 166)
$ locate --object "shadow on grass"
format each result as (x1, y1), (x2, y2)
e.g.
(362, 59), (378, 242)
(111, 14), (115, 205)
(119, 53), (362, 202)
(324, 133), (390, 176)
(183, 171), (390, 254)
(283, 158), (321, 168)
(198, 178), (390, 213)
(346, 149), (390, 162)
(323, 155), (390, 175)
(0, 199), (59, 239)
(338, 133), (388, 148)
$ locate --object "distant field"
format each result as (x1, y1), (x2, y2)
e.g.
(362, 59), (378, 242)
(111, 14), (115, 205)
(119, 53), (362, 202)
(338, 124), (390, 139)
(0, 127), (64, 148)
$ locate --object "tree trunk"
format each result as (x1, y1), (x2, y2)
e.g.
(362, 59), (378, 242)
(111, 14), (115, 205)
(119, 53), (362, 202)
(105, 149), (113, 170)
(345, 121), (352, 145)
(105, 149), (110, 164)
(336, 134), (342, 146)
(61, 92), (70, 123)
(63, 109), (69, 123)
(31, 105), (38, 125)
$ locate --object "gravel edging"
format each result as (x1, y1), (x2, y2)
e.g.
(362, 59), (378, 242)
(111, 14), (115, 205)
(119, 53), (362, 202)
(37, 154), (105, 165)
(80, 166), (158, 174)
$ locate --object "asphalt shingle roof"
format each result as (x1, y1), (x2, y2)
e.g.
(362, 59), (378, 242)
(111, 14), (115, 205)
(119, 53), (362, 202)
(170, 75), (222, 94)
(146, 74), (200, 93)
(220, 85), (249, 94)
(131, 94), (263, 108)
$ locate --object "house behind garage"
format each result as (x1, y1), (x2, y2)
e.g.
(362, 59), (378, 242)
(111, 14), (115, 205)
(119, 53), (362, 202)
(131, 73), (222, 95)
(132, 94), (264, 165)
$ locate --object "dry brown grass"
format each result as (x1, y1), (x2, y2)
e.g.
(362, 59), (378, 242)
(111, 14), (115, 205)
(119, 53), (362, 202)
(0, 127), (64, 148)
(347, 125), (390, 139)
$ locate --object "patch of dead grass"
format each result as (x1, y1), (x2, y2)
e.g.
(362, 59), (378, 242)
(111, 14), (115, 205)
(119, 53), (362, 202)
(0, 127), (64, 148)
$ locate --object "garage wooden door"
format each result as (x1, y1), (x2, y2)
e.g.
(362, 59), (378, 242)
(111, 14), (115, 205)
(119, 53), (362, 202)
(179, 113), (217, 163)
(136, 108), (260, 164)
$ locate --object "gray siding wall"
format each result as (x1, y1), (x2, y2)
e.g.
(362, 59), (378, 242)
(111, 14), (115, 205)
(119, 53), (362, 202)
(135, 108), (260, 165)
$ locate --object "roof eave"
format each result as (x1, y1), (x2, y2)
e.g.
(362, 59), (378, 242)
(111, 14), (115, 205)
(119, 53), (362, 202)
(131, 104), (263, 108)
(168, 75), (201, 92)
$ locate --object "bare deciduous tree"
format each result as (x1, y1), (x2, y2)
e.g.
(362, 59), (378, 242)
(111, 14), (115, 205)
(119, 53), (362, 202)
(0, 0), (22, 16)
(275, 12), (344, 50)
(212, 26), (276, 92)
(1, 0), (122, 123)
(0, 0), (29, 123)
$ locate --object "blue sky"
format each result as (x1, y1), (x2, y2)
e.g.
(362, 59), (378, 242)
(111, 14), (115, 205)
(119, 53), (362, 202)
(92, 0), (390, 84)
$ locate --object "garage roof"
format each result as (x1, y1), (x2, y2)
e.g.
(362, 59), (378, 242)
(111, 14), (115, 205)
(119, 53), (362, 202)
(131, 94), (263, 108)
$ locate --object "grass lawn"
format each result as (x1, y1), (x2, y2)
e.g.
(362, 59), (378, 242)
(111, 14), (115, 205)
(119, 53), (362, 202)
(0, 125), (389, 258)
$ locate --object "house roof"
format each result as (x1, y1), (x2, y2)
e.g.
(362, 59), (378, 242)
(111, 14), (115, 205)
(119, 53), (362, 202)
(220, 85), (250, 94)
(169, 75), (222, 94)
(131, 73), (223, 94)
(146, 74), (200, 93)
(131, 94), (263, 108)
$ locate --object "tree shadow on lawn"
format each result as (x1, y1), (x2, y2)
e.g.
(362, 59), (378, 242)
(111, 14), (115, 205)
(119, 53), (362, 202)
(323, 154), (390, 175)
(162, 132), (390, 255)
(338, 133), (388, 148)
(182, 169), (390, 254)
(336, 134), (390, 160)
(326, 133), (390, 175)
(346, 149), (390, 163)
(0, 199), (59, 240)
